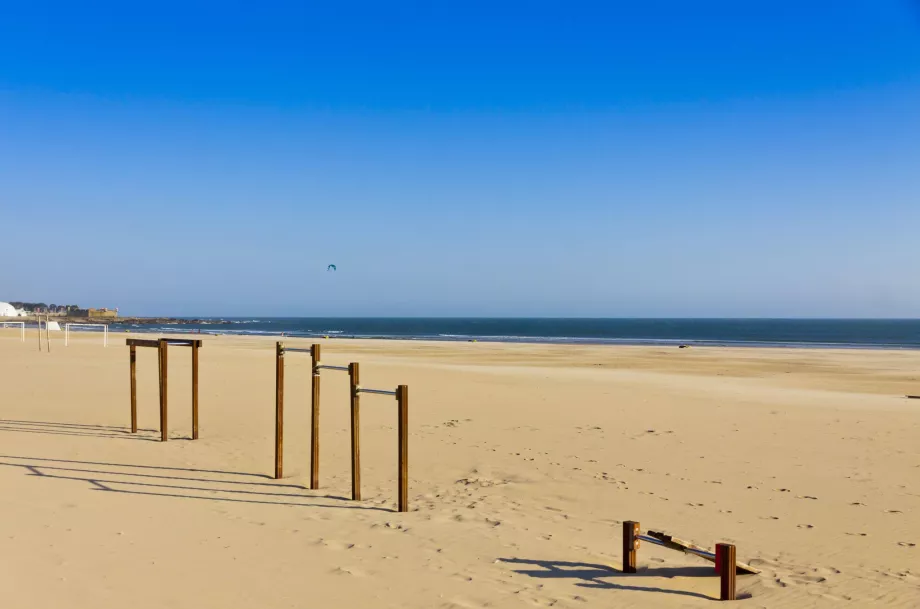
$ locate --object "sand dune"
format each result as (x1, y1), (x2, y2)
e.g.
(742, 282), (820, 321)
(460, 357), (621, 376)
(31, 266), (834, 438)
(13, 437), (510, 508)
(0, 330), (917, 608)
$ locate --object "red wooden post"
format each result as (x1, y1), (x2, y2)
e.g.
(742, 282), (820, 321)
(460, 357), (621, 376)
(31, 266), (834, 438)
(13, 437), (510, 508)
(623, 521), (639, 573)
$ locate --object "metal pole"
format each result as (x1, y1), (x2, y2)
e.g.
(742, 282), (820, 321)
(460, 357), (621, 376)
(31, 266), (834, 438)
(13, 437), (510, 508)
(397, 385), (409, 512)
(275, 342), (284, 479)
(349, 362), (361, 501)
(310, 344), (321, 489)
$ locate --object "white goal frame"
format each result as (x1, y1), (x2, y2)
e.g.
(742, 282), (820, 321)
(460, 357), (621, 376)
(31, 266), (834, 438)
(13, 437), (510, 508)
(1, 321), (25, 342)
(65, 323), (109, 347)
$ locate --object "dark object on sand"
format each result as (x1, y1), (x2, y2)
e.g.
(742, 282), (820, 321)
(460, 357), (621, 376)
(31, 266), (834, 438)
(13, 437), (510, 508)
(907, 395), (920, 399)
(679, 344), (690, 349)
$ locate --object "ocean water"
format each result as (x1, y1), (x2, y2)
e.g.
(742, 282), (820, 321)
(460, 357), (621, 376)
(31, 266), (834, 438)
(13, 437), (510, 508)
(104, 318), (920, 349)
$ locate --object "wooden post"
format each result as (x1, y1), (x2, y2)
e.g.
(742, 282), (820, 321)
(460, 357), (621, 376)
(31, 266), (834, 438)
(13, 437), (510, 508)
(274, 342), (284, 479)
(397, 384), (409, 512)
(191, 340), (199, 439)
(310, 343), (321, 489)
(158, 340), (168, 442)
(130, 345), (137, 433)
(45, 315), (51, 352)
(349, 362), (361, 501)
(716, 543), (737, 601)
(623, 521), (639, 573)
(37, 317), (42, 351)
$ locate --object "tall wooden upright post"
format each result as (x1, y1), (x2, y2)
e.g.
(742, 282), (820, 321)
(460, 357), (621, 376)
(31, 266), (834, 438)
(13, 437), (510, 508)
(716, 543), (737, 601)
(45, 315), (51, 352)
(158, 340), (168, 442)
(37, 317), (42, 351)
(349, 362), (361, 501)
(191, 340), (199, 439)
(623, 521), (639, 573)
(274, 342), (284, 479)
(310, 343), (321, 489)
(130, 345), (138, 433)
(397, 384), (409, 512)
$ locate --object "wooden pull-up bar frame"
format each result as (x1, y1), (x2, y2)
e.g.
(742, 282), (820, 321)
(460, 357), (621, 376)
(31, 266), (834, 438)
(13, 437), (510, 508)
(127, 338), (202, 441)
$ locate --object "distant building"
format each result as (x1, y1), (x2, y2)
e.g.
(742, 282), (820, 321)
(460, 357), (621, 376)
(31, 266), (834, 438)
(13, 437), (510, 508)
(0, 302), (26, 317)
(87, 308), (118, 319)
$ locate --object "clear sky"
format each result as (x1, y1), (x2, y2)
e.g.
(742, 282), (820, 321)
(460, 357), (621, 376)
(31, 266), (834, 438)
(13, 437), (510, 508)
(1, 1), (919, 317)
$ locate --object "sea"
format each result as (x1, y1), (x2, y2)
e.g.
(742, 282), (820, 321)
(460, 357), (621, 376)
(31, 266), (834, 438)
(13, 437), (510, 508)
(103, 318), (920, 350)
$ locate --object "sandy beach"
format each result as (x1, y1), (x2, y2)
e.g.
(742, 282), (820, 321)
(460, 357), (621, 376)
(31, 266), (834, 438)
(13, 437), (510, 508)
(0, 329), (916, 608)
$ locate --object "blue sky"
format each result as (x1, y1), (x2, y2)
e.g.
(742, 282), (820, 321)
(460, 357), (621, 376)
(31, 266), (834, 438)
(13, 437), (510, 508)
(1, 1), (919, 317)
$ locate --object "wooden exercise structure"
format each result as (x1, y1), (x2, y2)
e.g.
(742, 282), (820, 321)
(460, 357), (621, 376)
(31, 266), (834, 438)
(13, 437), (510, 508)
(273, 342), (334, 486)
(126, 338), (202, 442)
(274, 342), (410, 512)
(622, 521), (759, 601)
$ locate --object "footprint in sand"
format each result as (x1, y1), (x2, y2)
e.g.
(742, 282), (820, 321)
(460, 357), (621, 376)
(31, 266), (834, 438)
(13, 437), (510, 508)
(788, 572), (827, 584)
(330, 566), (365, 576)
(315, 539), (358, 551)
(884, 509), (902, 514)
(797, 524), (815, 529)
(897, 542), (916, 548)
(796, 495), (818, 500)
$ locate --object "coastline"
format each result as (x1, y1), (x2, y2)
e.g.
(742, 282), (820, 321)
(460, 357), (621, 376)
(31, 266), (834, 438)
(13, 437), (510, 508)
(39, 316), (920, 351)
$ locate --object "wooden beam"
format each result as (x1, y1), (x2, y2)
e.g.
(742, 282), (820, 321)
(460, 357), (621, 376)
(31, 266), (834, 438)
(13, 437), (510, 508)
(130, 345), (137, 433)
(192, 340), (199, 439)
(158, 340), (168, 442)
(126, 338), (160, 348)
(274, 342), (284, 479)
(349, 362), (361, 501)
(623, 521), (639, 573)
(397, 385), (409, 512)
(310, 344), (321, 490)
(716, 543), (737, 601)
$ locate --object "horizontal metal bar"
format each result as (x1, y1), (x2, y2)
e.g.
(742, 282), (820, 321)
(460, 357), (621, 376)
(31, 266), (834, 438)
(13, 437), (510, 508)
(357, 387), (397, 397)
(284, 347), (313, 353)
(162, 340), (202, 347)
(637, 535), (715, 560)
(317, 364), (349, 372)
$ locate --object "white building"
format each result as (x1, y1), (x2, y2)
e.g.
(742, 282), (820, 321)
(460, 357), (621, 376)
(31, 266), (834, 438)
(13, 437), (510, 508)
(0, 302), (25, 317)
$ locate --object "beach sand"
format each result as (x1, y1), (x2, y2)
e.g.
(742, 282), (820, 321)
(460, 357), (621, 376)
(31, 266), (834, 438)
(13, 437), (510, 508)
(0, 330), (917, 608)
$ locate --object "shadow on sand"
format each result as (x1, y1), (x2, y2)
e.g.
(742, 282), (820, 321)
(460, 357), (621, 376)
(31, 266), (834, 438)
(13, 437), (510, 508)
(499, 558), (716, 601)
(0, 454), (390, 512)
(0, 418), (162, 441)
